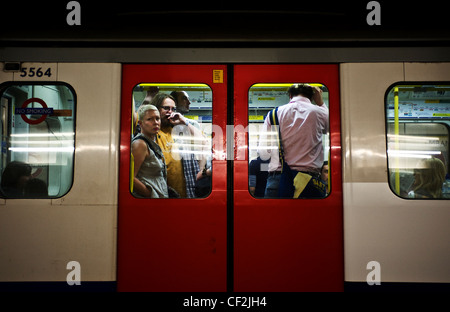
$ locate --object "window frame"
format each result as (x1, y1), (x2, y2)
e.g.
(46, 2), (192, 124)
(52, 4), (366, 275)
(130, 82), (214, 199)
(0, 81), (77, 199)
(247, 82), (331, 199)
(384, 81), (450, 200)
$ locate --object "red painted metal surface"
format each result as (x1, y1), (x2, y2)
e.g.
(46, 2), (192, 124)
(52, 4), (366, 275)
(118, 64), (343, 292)
(233, 65), (344, 291)
(117, 65), (228, 292)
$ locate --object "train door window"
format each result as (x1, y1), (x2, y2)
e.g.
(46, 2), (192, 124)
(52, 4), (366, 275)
(0, 83), (75, 198)
(248, 83), (330, 198)
(131, 83), (212, 198)
(386, 84), (450, 199)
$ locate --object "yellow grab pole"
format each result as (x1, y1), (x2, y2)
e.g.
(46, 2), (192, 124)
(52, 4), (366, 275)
(394, 87), (400, 194)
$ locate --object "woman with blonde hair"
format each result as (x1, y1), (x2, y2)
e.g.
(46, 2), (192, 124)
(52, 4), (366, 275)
(410, 157), (446, 198)
(132, 104), (168, 198)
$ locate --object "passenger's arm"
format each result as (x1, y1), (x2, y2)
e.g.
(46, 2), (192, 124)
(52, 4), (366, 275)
(258, 113), (273, 162)
(131, 140), (152, 197)
(312, 86), (324, 106)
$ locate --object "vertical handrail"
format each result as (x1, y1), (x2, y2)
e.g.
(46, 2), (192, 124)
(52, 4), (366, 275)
(394, 87), (400, 194)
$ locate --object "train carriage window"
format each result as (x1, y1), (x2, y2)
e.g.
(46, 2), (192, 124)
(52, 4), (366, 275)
(248, 83), (330, 199)
(0, 83), (75, 198)
(131, 83), (213, 198)
(386, 84), (450, 199)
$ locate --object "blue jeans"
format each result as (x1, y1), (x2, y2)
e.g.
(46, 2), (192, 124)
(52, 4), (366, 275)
(264, 173), (281, 198)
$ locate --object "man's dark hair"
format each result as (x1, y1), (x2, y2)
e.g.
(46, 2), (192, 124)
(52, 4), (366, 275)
(287, 84), (314, 100)
(150, 93), (176, 109)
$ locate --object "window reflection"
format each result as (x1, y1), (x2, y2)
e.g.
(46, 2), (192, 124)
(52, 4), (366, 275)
(131, 84), (213, 199)
(248, 83), (331, 199)
(386, 84), (450, 199)
(0, 84), (75, 198)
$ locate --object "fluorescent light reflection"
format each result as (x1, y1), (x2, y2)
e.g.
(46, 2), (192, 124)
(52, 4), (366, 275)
(10, 132), (75, 138)
(9, 147), (75, 153)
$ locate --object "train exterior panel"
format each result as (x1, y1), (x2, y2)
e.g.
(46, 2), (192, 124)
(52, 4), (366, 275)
(118, 64), (228, 292)
(0, 55), (449, 294)
(341, 63), (450, 284)
(233, 64), (343, 292)
(3, 1), (450, 298)
(0, 63), (120, 287)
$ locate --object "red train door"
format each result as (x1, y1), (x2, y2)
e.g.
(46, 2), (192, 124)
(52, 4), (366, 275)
(118, 64), (343, 292)
(118, 65), (228, 291)
(233, 65), (343, 291)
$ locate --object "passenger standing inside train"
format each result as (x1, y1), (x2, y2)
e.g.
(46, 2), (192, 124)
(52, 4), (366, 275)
(152, 93), (205, 198)
(170, 91), (202, 197)
(258, 126), (282, 198)
(131, 104), (169, 198)
(249, 153), (270, 197)
(170, 91), (191, 116)
(150, 94), (185, 197)
(133, 86), (160, 136)
(260, 84), (328, 198)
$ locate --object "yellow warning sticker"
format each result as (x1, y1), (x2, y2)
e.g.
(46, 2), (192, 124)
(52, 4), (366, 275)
(213, 70), (223, 83)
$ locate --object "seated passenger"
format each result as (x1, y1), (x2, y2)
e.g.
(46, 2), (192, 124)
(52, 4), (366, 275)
(0, 161), (32, 198)
(320, 161), (329, 195)
(408, 157), (446, 199)
(132, 104), (168, 198)
(24, 178), (48, 198)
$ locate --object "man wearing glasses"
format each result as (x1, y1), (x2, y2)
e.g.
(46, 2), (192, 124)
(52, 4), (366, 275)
(151, 93), (203, 198)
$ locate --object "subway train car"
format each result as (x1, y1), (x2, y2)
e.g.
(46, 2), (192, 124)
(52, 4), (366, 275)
(1, 4), (450, 294)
